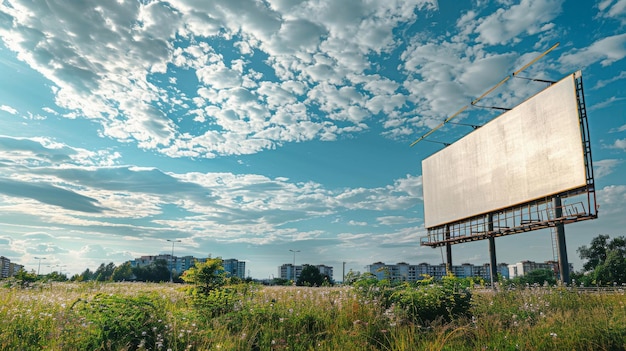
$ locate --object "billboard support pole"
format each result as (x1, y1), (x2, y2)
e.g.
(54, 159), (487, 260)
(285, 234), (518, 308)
(487, 214), (498, 289)
(554, 196), (570, 284)
(445, 225), (452, 274)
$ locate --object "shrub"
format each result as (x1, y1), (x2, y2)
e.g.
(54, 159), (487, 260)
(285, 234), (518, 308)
(67, 293), (167, 350)
(354, 276), (473, 327)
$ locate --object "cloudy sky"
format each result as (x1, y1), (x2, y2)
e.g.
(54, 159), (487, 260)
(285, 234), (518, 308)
(0, 0), (625, 279)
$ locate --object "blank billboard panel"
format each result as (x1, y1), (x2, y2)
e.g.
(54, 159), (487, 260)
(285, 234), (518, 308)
(423, 73), (586, 228)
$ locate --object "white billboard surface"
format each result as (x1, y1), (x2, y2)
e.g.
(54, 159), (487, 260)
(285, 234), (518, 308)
(423, 73), (587, 228)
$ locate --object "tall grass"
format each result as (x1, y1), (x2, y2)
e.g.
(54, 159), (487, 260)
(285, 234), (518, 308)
(0, 281), (624, 350)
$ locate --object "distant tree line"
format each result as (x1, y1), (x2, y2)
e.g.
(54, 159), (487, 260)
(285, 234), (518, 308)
(72, 259), (177, 283)
(4, 234), (623, 287)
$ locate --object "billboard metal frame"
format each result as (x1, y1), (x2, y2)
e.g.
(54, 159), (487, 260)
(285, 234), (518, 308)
(419, 72), (597, 283)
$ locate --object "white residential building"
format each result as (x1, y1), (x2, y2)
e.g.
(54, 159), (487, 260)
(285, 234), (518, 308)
(507, 260), (572, 278)
(367, 261), (510, 282)
(278, 264), (334, 281)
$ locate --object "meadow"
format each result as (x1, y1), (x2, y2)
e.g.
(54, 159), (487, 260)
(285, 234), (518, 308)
(0, 280), (625, 350)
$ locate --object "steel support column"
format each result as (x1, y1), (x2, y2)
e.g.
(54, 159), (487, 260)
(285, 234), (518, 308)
(445, 225), (452, 274)
(554, 196), (570, 284)
(488, 214), (498, 289)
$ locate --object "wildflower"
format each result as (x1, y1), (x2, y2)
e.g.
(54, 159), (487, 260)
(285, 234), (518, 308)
(550, 332), (557, 338)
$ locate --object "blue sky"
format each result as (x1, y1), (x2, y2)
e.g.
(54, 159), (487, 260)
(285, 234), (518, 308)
(0, 0), (625, 279)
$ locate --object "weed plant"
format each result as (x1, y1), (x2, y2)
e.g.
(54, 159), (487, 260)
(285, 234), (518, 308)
(0, 280), (624, 350)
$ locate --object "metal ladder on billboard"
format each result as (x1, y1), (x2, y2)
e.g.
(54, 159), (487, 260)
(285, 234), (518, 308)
(550, 226), (559, 263)
(545, 202), (559, 263)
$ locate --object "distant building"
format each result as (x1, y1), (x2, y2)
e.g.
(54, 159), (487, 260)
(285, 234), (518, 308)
(223, 258), (246, 279)
(508, 260), (572, 278)
(130, 254), (206, 276)
(366, 261), (510, 282)
(278, 264), (334, 281)
(0, 256), (10, 278)
(9, 262), (24, 276)
(279, 263), (299, 281)
(129, 255), (245, 278)
(316, 264), (333, 279)
(0, 256), (23, 278)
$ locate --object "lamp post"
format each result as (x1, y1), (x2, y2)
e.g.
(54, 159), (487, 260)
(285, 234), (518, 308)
(167, 239), (181, 283)
(289, 249), (300, 282)
(34, 256), (46, 276)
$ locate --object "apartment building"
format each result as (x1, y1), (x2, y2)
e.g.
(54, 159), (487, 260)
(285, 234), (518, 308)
(507, 260), (573, 278)
(278, 263), (334, 281)
(0, 256), (9, 278)
(0, 256), (23, 278)
(129, 255), (245, 278)
(223, 258), (246, 279)
(367, 261), (510, 282)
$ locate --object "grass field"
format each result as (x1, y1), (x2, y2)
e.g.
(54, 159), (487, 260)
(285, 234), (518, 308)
(0, 281), (624, 350)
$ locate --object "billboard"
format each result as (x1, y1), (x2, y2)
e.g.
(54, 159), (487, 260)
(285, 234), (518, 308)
(423, 73), (587, 228)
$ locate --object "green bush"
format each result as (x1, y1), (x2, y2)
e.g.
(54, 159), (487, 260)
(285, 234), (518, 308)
(354, 276), (473, 327)
(389, 284), (472, 325)
(67, 293), (167, 350)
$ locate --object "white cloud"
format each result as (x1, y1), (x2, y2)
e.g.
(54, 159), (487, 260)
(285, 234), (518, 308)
(348, 220), (368, 226)
(597, 0), (626, 24)
(559, 33), (626, 68)
(0, 0), (443, 157)
(0, 0), (179, 149)
(377, 216), (421, 226)
(597, 184), (626, 216)
(589, 96), (626, 111)
(612, 138), (626, 151)
(474, 0), (563, 45)
(594, 159), (622, 178)
(0, 105), (18, 114)
(611, 124), (626, 133)
(593, 71), (626, 89)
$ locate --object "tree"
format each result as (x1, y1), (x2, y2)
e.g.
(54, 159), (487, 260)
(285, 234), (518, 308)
(296, 265), (325, 286)
(578, 235), (611, 272)
(111, 262), (133, 282)
(181, 258), (227, 293)
(521, 269), (556, 286)
(94, 262), (117, 281)
(577, 235), (626, 286)
(343, 269), (361, 285)
(132, 259), (170, 282)
(591, 249), (626, 286)
(45, 271), (68, 282)
(76, 268), (94, 282)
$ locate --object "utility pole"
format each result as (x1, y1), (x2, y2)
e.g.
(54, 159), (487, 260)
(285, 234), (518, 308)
(289, 249), (300, 282)
(34, 256), (46, 276)
(167, 239), (181, 283)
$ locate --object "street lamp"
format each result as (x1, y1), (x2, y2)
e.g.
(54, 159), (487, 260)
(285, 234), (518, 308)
(34, 257), (46, 276)
(289, 249), (300, 282)
(167, 239), (181, 283)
